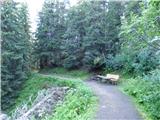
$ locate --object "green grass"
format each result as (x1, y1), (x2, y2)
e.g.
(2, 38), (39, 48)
(40, 67), (90, 80)
(10, 68), (97, 120)
(120, 74), (160, 120)
(45, 83), (97, 120)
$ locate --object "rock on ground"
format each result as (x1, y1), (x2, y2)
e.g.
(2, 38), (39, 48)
(11, 87), (69, 120)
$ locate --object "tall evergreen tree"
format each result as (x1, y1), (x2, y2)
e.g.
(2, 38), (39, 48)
(1, 0), (31, 111)
(63, 0), (123, 70)
(35, 0), (123, 70)
(82, 0), (108, 70)
(35, 0), (67, 68)
(106, 1), (122, 55)
(63, 3), (86, 69)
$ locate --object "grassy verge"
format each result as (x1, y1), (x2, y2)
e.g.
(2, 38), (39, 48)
(46, 83), (97, 120)
(40, 67), (90, 80)
(120, 72), (160, 120)
(10, 68), (97, 120)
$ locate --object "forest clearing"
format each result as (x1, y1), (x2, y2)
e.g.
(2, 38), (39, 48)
(1, 0), (160, 120)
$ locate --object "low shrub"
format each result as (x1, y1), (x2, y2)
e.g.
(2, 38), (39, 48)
(107, 47), (159, 75)
(105, 54), (124, 71)
(121, 69), (160, 120)
(132, 48), (159, 75)
(47, 85), (97, 120)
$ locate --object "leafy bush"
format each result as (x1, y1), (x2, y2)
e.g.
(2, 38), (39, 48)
(121, 69), (160, 120)
(119, 1), (160, 75)
(109, 47), (159, 75)
(105, 54), (124, 71)
(132, 48), (159, 74)
(47, 85), (97, 120)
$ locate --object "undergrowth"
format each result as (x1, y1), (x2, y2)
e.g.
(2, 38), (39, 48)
(120, 69), (160, 120)
(10, 68), (97, 120)
(46, 84), (97, 120)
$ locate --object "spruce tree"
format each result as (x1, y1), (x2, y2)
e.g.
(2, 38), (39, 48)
(35, 0), (123, 70)
(35, 0), (67, 68)
(1, 0), (31, 111)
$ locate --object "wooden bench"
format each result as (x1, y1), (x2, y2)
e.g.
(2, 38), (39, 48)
(96, 74), (119, 85)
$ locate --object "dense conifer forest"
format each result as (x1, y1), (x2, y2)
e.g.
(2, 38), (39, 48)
(1, 0), (160, 120)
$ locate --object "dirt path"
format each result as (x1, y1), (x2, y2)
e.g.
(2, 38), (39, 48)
(86, 80), (143, 120)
